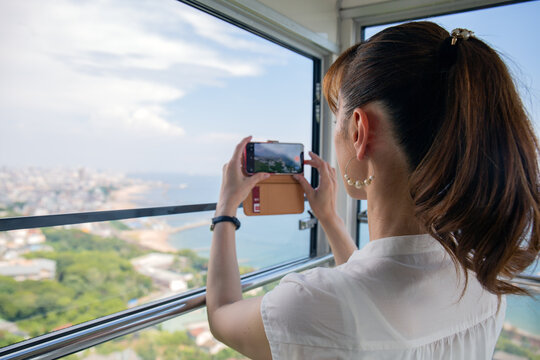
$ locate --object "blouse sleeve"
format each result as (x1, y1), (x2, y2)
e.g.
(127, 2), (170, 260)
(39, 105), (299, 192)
(260, 268), (349, 359)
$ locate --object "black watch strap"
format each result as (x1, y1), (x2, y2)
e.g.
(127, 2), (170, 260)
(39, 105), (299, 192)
(210, 216), (241, 231)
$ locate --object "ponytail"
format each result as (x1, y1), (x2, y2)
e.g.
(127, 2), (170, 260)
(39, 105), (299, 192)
(409, 32), (540, 297)
(323, 21), (540, 298)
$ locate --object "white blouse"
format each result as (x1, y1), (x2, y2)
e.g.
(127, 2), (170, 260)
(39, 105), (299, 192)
(261, 234), (505, 359)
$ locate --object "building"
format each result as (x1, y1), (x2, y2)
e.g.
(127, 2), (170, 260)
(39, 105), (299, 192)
(0, 258), (56, 281)
(131, 253), (192, 292)
(187, 322), (226, 355)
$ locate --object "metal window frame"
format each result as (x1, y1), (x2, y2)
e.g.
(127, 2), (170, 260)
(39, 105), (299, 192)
(0, 0), (334, 358)
(353, 0), (536, 246)
(352, 0), (540, 281)
(344, 0), (527, 29)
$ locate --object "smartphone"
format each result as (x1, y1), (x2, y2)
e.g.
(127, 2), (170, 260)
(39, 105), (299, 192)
(244, 142), (304, 174)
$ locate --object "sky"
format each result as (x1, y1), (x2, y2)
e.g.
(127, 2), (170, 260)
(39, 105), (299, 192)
(1, 0), (538, 176)
(0, 0), (313, 175)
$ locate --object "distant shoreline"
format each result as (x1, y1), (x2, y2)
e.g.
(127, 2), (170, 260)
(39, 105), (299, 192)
(108, 184), (151, 210)
(119, 220), (211, 253)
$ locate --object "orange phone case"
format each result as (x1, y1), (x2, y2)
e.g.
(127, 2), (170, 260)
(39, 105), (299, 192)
(243, 175), (304, 216)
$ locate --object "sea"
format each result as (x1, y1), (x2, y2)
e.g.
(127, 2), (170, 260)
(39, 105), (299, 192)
(129, 172), (540, 336)
(128, 172), (311, 269)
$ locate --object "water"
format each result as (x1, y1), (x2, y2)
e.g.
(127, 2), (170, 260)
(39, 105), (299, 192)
(129, 172), (222, 206)
(167, 214), (310, 269)
(505, 294), (540, 335)
(130, 173), (539, 335)
(128, 172), (311, 269)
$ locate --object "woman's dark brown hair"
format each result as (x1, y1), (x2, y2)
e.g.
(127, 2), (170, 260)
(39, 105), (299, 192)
(323, 21), (540, 298)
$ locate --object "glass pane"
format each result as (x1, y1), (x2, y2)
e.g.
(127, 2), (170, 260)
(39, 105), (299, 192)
(0, 0), (315, 349)
(361, 3), (540, 268)
(57, 280), (282, 359)
(362, 0), (540, 271)
(0, 0), (314, 215)
(495, 293), (540, 360)
(358, 200), (369, 249)
(362, 3), (540, 358)
(0, 212), (309, 347)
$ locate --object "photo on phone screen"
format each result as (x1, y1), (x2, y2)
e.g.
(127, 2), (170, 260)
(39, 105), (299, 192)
(245, 142), (303, 174)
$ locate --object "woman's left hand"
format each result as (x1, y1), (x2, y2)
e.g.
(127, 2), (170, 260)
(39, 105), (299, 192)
(216, 136), (270, 216)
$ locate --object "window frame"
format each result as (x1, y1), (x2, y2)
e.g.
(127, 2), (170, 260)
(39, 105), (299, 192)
(352, 1), (540, 290)
(353, 0), (540, 250)
(6, 0), (537, 358)
(0, 0), (335, 358)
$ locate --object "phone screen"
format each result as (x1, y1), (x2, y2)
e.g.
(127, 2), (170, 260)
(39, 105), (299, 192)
(245, 142), (303, 174)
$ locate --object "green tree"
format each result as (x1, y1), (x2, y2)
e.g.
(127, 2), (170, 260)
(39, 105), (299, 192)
(0, 229), (153, 341)
(0, 330), (24, 348)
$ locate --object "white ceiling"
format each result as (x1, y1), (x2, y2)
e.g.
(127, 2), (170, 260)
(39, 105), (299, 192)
(256, 0), (516, 46)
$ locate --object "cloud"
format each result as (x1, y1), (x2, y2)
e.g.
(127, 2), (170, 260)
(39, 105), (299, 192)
(196, 132), (244, 144)
(0, 0), (274, 139)
(34, 0), (264, 76)
(0, 0), (299, 174)
(173, 8), (274, 53)
(99, 105), (185, 137)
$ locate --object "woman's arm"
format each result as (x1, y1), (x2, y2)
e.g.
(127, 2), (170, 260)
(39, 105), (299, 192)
(294, 152), (357, 265)
(206, 136), (272, 360)
(316, 213), (358, 265)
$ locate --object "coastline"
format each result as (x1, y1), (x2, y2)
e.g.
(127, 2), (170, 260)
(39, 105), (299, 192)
(108, 184), (151, 210)
(105, 182), (212, 253)
(120, 220), (211, 253)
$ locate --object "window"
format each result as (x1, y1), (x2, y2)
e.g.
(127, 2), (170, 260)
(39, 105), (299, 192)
(0, 0), (314, 212)
(360, 2), (540, 358)
(0, 0), (320, 352)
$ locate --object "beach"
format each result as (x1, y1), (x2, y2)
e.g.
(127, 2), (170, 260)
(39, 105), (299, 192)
(120, 219), (211, 253)
(108, 184), (152, 210)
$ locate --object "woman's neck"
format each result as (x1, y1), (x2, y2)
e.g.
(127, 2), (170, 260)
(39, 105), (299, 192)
(366, 171), (425, 242)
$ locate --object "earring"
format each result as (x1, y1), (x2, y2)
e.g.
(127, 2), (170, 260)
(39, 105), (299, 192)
(343, 157), (374, 189)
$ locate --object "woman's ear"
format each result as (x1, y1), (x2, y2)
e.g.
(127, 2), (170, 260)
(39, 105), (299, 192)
(352, 107), (370, 160)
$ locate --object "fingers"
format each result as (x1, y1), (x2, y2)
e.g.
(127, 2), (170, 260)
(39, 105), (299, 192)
(248, 172), (270, 187)
(305, 152), (336, 186)
(293, 174), (314, 198)
(232, 136), (252, 165)
(307, 151), (325, 167)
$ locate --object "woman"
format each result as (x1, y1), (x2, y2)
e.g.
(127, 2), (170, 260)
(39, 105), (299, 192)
(206, 22), (539, 359)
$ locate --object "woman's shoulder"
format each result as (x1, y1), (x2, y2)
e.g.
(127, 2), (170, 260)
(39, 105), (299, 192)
(261, 266), (372, 349)
(275, 262), (364, 295)
(261, 264), (375, 329)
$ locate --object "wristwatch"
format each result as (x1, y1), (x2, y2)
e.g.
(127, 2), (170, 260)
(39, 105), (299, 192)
(210, 216), (241, 231)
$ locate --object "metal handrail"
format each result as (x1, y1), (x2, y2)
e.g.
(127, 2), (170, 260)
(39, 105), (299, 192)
(515, 273), (540, 283)
(513, 273), (540, 292)
(0, 254), (536, 359)
(0, 254), (334, 360)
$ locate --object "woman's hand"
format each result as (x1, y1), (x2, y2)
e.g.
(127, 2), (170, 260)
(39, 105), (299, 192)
(294, 152), (357, 264)
(216, 136), (270, 216)
(293, 151), (338, 223)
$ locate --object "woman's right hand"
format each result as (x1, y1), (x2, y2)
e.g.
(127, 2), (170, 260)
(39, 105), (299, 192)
(216, 136), (269, 217)
(293, 151), (339, 223)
